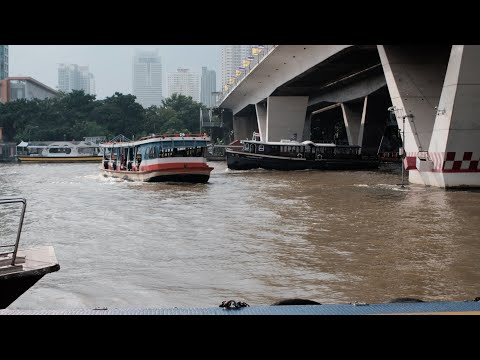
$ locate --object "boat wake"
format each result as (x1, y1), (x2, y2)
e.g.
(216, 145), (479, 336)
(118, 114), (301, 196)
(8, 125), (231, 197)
(353, 183), (409, 191)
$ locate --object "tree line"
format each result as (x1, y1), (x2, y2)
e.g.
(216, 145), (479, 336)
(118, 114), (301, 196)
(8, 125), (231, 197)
(0, 90), (209, 143)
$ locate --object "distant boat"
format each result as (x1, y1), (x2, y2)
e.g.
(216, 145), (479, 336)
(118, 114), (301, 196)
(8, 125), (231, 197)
(0, 197), (60, 309)
(99, 133), (214, 183)
(226, 133), (379, 171)
(16, 140), (104, 163)
(378, 151), (402, 163)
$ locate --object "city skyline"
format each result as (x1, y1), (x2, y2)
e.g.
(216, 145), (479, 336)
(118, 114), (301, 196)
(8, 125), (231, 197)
(8, 45), (220, 101)
(132, 49), (163, 107)
(167, 68), (200, 102)
(57, 63), (95, 95)
(200, 66), (216, 108)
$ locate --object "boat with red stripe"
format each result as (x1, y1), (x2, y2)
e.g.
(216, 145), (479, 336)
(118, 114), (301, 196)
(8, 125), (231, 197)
(99, 133), (214, 183)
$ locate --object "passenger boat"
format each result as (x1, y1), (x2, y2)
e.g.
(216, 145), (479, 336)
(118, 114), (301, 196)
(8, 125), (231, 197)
(226, 134), (380, 171)
(16, 140), (104, 163)
(99, 133), (214, 183)
(0, 197), (60, 309)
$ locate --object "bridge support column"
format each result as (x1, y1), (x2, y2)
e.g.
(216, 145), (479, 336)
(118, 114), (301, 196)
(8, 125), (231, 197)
(378, 45), (454, 187)
(266, 96), (308, 142)
(380, 45), (480, 188)
(422, 45), (480, 188)
(340, 96), (367, 147)
(255, 102), (267, 142)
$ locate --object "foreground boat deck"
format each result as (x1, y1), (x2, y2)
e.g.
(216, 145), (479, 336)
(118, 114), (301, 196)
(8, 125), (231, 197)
(2, 300), (480, 315)
(0, 246), (60, 309)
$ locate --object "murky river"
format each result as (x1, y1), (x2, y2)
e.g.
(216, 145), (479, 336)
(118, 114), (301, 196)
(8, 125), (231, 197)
(1, 161), (480, 309)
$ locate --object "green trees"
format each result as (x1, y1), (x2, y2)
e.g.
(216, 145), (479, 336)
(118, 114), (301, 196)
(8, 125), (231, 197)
(162, 93), (206, 133)
(93, 92), (145, 139)
(0, 91), (206, 143)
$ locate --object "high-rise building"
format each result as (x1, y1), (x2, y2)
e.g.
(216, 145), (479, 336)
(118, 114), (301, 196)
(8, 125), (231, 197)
(0, 45), (8, 80)
(200, 66), (216, 108)
(220, 45), (253, 91)
(132, 49), (163, 108)
(167, 68), (200, 102)
(57, 64), (95, 95)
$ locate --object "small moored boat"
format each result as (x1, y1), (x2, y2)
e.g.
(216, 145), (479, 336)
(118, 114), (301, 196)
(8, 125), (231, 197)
(16, 140), (104, 163)
(99, 133), (214, 183)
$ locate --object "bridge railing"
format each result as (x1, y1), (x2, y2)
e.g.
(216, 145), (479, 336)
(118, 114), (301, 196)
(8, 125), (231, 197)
(217, 45), (277, 106)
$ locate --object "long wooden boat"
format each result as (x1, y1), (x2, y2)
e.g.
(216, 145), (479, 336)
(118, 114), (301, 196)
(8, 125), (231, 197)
(226, 138), (379, 171)
(99, 133), (214, 183)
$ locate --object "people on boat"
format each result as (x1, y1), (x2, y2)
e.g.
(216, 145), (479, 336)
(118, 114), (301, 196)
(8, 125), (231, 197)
(120, 155), (127, 170)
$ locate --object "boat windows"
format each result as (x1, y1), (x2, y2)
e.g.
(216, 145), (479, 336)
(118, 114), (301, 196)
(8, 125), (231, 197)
(49, 147), (71, 154)
(173, 149), (187, 157)
(148, 146), (158, 159)
(78, 147), (94, 155)
(258, 145), (264, 152)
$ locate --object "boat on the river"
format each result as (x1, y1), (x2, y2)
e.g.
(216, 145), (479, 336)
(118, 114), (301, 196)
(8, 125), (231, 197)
(16, 140), (104, 163)
(99, 133), (214, 183)
(226, 133), (379, 171)
(0, 197), (60, 309)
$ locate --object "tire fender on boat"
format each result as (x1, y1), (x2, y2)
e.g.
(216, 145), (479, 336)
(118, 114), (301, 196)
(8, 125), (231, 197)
(297, 153), (303, 158)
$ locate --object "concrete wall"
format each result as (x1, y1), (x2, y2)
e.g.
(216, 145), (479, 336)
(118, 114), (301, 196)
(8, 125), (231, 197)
(233, 115), (257, 141)
(266, 96), (308, 142)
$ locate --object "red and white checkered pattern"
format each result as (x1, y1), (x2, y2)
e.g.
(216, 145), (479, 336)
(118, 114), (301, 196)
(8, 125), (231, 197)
(404, 151), (480, 172)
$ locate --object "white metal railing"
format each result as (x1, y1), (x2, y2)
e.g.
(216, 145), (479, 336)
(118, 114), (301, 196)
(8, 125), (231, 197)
(217, 45), (277, 106)
(0, 197), (27, 266)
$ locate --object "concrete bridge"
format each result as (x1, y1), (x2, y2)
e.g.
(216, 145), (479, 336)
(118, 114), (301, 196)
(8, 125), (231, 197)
(218, 45), (480, 189)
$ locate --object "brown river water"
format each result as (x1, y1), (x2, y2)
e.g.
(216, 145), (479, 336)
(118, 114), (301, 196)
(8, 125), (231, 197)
(1, 161), (480, 309)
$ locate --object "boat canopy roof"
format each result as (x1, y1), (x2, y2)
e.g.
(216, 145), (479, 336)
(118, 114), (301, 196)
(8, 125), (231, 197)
(16, 141), (98, 148)
(242, 139), (360, 148)
(100, 133), (211, 148)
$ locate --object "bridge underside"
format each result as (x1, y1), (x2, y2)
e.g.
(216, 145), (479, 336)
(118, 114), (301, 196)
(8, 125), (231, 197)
(221, 44), (480, 188)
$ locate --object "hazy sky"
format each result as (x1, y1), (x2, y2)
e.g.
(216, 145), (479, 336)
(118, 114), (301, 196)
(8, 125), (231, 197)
(9, 45), (221, 100)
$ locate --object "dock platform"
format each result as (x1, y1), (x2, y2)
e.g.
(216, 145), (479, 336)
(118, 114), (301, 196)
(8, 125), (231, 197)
(2, 300), (480, 315)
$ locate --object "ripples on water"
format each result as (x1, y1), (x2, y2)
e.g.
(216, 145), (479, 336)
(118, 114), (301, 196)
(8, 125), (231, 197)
(1, 161), (480, 309)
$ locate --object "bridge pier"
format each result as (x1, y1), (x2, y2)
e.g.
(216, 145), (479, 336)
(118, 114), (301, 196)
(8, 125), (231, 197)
(341, 97), (367, 147)
(255, 102), (267, 141)
(265, 96), (308, 142)
(379, 45), (480, 188)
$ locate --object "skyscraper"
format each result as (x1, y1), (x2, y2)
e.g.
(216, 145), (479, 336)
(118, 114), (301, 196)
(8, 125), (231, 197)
(132, 49), (163, 108)
(167, 68), (200, 102)
(220, 45), (253, 91)
(57, 64), (95, 95)
(200, 66), (216, 108)
(0, 45), (8, 80)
